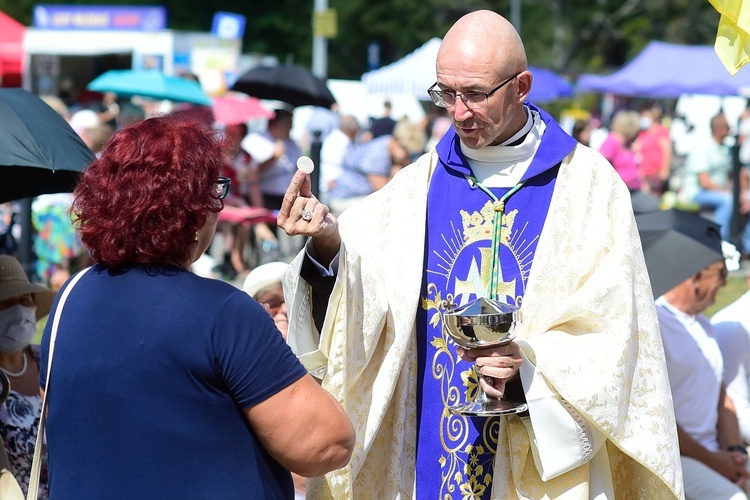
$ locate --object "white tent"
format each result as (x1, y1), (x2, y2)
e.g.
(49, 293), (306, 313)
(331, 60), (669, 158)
(362, 38), (573, 103)
(362, 38), (440, 98)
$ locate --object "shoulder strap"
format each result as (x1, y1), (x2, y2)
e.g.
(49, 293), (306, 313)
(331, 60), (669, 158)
(27, 267), (92, 500)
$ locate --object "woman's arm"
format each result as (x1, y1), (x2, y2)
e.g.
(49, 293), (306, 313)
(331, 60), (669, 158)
(244, 373), (355, 477)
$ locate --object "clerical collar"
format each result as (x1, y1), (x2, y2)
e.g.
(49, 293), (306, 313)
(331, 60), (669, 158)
(460, 108), (544, 187)
(500, 108), (534, 146)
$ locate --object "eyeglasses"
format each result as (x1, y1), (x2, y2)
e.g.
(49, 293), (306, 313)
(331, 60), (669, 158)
(261, 296), (285, 313)
(213, 176), (231, 200)
(428, 73), (520, 110)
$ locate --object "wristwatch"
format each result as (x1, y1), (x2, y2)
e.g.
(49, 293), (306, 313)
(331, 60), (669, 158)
(727, 444), (748, 455)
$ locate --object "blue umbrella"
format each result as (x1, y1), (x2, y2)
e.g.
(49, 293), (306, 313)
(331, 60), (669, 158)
(87, 70), (211, 106)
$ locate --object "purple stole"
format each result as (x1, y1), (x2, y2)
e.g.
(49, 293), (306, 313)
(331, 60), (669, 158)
(414, 105), (576, 499)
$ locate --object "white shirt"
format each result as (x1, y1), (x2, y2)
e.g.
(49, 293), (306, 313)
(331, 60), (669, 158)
(319, 128), (351, 199)
(712, 291), (750, 442)
(657, 297), (723, 451)
(242, 132), (300, 196)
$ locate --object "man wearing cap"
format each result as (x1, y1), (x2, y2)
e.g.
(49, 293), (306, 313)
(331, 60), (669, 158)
(0, 255), (56, 496)
(656, 240), (750, 497)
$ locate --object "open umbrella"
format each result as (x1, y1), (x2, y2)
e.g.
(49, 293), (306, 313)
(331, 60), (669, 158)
(636, 209), (724, 297)
(87, 70), (212, 106)
(212, 94), (273, 125)
(0, 88), (94, 203)
(230, 64), (336, 108)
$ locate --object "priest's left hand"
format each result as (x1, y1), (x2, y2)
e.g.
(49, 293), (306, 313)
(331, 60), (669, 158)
(457, 342), (523, 399)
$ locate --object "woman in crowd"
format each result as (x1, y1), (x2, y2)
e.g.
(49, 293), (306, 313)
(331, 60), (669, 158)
(598, 110), (643, 192)
(243, 261), (289, 340)
(40, 117), (354, 497)
(243, 261), (308, 499)
(0, 255), (56, 497)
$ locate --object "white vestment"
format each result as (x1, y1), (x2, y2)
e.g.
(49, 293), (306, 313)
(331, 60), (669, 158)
(284, 144), (683, 499)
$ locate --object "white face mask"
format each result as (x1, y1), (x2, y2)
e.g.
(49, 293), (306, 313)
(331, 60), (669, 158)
(0, 305), (37, 352)
(639, 117), (653, 130)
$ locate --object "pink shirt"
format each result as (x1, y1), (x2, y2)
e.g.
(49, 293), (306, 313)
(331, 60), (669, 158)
(636, 124), (669, 177)
(598, 133), (642, 191)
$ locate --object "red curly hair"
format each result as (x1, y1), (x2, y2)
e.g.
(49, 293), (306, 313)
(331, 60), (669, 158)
(72, 116), (230, 270)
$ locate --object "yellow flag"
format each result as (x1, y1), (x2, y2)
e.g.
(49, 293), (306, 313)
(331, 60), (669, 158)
(709, 0), (750, 75)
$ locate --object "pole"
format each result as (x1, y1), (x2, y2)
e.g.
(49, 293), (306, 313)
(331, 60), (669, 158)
(310, 130), (322, 199)
(510, 0), (521, 35)
(19, 198), (34, 281)
(312, 0), (328, 78)
(730, 135), (743, 250)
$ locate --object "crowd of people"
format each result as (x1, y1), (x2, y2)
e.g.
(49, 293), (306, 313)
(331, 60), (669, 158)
(4, 7), (750, 500)
(573, 100), (750, 254)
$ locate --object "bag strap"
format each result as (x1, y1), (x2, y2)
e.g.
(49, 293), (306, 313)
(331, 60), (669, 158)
(27, 267), (91, 500)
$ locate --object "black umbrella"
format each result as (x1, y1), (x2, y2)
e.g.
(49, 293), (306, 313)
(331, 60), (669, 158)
(0, 88), (94, 203)
(636, 209), (724, 298)
(230, 64), (336, 108)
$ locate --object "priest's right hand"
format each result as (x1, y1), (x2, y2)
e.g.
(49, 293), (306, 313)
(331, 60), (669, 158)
(278, 170), (341, 266)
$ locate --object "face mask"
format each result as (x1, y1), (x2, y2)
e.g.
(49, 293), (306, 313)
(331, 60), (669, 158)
(639, 117), (653, 130)
(0, 305), (37, 352)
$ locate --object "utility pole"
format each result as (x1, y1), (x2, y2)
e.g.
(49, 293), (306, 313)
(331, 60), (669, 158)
(312, 0), (328, 78)
(510, 0), (521, 35)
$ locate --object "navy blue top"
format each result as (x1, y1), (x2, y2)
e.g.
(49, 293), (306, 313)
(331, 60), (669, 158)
(40, 264), (307, 499)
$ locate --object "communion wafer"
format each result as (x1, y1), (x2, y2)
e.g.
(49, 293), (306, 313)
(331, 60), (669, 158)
(297, 156), (315, 174)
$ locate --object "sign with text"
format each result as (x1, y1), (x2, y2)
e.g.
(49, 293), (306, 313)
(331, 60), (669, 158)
(33, 5), (167, 31)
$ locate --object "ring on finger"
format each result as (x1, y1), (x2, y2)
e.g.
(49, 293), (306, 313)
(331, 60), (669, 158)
(301, 209), (313, 221)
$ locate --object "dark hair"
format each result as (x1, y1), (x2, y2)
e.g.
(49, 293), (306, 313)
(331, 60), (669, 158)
(72, 116), (230, 270)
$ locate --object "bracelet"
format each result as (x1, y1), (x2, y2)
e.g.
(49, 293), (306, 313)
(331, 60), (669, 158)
(727, 444), (748, 455)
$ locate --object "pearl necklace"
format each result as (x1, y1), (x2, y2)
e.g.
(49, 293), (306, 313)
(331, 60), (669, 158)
(0, 352), (28, 378)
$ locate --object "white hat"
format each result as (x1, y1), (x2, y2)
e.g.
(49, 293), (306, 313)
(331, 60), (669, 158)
(0, 256), (57, 320)
(242, 262), (288, 298)
(70, 109), (100, 135)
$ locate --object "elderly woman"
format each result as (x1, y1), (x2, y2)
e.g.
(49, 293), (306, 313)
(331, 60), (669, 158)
(0, 255), (55, 498)
(40, 117), (354, 497)
(243, 261), (289, 339)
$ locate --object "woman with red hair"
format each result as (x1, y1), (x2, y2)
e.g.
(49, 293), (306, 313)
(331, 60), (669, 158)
(39, 117), (354, 498)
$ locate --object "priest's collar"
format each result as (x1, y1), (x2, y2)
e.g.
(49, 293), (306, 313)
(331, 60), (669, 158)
(435, 102), (577, 182)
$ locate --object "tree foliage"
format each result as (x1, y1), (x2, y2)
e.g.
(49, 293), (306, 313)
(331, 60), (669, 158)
(0, 0), (721, 79)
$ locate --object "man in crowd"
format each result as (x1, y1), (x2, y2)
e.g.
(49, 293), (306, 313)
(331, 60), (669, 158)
(682, 113), (749, 246)
(656, 225), (750, 498)
(319, 115), (359, 205)
(278, 10), (681, 499)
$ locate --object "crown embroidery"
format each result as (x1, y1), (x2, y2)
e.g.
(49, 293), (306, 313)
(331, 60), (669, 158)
(461, 201), (517, 245)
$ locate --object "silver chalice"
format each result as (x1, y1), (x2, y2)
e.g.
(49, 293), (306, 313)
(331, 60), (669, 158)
(443, 297), (528, 416)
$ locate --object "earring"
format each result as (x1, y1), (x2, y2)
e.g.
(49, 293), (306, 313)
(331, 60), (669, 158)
(194, 232), (199, 242)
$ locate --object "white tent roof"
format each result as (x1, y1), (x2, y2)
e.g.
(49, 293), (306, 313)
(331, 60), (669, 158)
(362, 38), (440, 98)
(362, 38), (574, 103)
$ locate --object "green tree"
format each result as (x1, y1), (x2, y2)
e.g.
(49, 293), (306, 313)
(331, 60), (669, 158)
(0, 0), (724, 79)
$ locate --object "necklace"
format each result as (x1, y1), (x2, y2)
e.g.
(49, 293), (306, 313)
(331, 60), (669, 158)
(465, 175), (525, 299)
(0, 352), (28, 378)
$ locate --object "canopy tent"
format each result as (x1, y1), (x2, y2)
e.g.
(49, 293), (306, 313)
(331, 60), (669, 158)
(577, 41), (750, 97)
(0, 11), (24, 87)
(361, 37), (573, 102)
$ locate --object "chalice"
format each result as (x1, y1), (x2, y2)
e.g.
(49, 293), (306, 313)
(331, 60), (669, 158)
(443, 297), (528, 416)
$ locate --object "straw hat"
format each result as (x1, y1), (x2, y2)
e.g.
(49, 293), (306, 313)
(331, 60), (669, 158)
(242, 262), (288, 299)
(0, 256), (57, 320)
